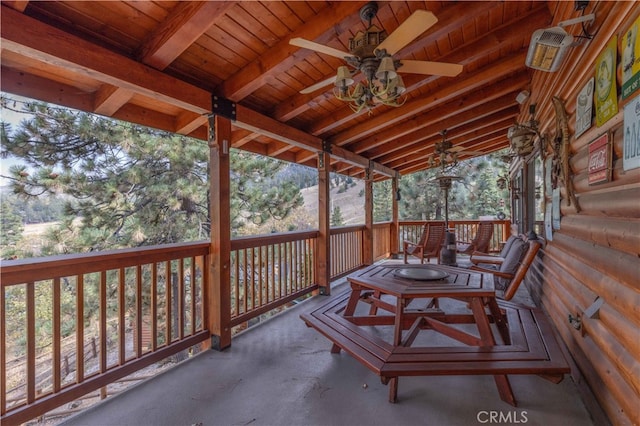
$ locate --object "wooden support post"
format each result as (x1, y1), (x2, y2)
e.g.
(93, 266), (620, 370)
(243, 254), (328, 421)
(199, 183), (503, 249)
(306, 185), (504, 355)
(363, 166), (374, 265)
(317, 150), (331, 295)
(208, 114), (232, 350)
(391, 175), (400, 258)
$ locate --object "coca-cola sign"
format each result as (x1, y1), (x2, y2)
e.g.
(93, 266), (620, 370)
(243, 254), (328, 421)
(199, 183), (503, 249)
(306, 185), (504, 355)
(588, 133), (611, 185)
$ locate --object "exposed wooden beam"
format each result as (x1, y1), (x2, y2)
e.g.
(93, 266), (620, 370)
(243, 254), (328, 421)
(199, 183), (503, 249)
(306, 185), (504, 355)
(1, 66), (94, 113)
(1, 6), (392, 176)
(94, 85), (133, 116)
(2, 0), (28, 12)
(137, 1), (235, 70)
(1, 6), (211, 115)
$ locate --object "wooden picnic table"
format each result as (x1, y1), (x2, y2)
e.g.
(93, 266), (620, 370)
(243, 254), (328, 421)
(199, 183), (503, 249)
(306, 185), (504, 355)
(342, 263), (514, 404)
(301, 262), (570, 405)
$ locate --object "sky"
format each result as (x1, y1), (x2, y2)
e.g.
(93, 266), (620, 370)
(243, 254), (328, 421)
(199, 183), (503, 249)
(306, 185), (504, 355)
(0, 94), (32, 185)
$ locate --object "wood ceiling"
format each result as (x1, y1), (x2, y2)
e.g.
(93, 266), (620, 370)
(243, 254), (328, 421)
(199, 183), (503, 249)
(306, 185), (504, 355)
(1, 1), (559, 180)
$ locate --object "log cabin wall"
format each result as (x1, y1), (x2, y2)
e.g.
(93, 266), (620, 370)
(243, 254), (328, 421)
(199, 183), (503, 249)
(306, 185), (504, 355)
(516, 2), (640, 424)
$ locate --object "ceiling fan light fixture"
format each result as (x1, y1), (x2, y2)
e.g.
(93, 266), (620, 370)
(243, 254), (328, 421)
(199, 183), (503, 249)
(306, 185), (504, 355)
(335, 66), (354, 88)
(375, 56), (397, 80)
(392, 74), (406, 95)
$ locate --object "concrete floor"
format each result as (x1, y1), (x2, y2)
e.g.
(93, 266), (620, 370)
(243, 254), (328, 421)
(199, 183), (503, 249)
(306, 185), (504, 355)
(63, 263), (595, 426)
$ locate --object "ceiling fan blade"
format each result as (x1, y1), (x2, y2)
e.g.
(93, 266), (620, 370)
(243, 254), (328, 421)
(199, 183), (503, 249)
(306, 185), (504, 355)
(376, 10), (438, 55)
(399, 60), (463, 77)
(289, 37), (350, 59)
(300, 76), (335, 94)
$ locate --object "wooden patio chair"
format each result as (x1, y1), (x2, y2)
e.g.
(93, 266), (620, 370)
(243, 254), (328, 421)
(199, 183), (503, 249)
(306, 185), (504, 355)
(470, 239), (541, 301)
(456, 221), (494, 255)
(403, 222), (446, 264)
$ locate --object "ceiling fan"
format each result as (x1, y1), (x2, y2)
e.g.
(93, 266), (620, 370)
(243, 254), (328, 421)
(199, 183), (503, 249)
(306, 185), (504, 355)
(428, 130), (485, 170)
(289, 2), (463, 113)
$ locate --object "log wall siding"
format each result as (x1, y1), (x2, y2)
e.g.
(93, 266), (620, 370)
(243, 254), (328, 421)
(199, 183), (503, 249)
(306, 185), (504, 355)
(523, 3), (640, 424)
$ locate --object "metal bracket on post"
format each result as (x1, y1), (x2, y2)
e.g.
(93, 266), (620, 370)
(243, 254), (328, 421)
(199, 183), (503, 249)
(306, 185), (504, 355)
(208, 114), (216, 143)
(207, 114), (229, 154)
(211, 94), (237, 122)
(322, 139), (332, 154)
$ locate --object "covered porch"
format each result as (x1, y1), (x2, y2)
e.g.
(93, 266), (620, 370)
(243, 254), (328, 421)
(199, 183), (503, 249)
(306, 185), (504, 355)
(60, 274), (593, 426)
(1, 1), (639, 425)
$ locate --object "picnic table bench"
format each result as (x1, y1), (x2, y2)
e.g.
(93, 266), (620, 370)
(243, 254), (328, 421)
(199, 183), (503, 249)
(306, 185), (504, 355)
(300, 263), (570, 405)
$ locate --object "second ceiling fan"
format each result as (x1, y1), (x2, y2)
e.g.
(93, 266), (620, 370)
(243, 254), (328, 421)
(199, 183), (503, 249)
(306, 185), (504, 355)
(290, 2), (463, 113)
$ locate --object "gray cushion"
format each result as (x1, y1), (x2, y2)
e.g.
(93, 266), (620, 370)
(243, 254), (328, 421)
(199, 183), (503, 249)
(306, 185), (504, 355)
(499, 235), (520, 257)
(495, 239), (527, 289)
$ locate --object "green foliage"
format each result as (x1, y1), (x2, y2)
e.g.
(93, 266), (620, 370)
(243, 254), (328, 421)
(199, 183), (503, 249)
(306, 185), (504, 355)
(398, 154), (510, 220)
(1, 98), (303, 253)
(373, 180), (392, 222)
(330, 205), (344, 227)
(0, 194), (24, 258)
(230, 151), (303, 235)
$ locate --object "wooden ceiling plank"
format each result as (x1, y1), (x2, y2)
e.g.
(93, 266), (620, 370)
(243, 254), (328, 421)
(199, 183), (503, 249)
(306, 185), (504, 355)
(218, 1), (365, 101)
(137, 1), (236, 70)
(370, 102), (521, 166)
(274, 3), (548, 131)
(348, 73), (529, 154)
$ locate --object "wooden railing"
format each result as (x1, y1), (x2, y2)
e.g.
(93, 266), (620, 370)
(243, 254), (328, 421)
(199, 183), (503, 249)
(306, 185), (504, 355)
(330, 225), (365, 279)
(1, 218), (506, 423)
(0, 242), (210, 425)
(399, 220), (511, 254)
(229, 231), (319, 329)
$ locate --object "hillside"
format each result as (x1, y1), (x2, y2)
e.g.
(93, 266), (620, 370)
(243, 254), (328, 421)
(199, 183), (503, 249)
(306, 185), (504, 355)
(300, 179), (366, 226)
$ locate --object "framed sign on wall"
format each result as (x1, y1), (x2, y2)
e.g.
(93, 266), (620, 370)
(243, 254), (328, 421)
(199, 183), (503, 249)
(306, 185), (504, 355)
(588, 132), (612, 185)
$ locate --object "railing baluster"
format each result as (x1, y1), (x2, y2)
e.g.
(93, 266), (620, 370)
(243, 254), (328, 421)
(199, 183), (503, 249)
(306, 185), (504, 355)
(26, 282), (36, 404)
(151, 264), (157, 352)
(136, 265), (142, 358)
(53, 277), (61, 392)
(100, 271), (107, 374)
(190, 258), (196, 336)
(243, 249), (249, 313)
(166, 260), (173, 345)
(76, 275), (84, 383)
(178, 259), (184, 340)
(118, 268), (125, 365)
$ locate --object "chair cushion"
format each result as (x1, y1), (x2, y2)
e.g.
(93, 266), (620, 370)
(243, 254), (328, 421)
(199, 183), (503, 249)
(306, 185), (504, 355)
(495, 238), (527, 289)
(499, 235), (520, 257)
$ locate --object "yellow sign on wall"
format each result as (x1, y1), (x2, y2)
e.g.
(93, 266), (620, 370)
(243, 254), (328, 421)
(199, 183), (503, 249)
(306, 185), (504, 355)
(622, 15), (640, 99)
(595, 36), (618, 127)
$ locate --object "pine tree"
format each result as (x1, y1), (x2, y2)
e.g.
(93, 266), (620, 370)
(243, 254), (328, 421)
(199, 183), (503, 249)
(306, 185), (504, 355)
(0, 99), (302, 254)
(330, 205), (344, 226)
